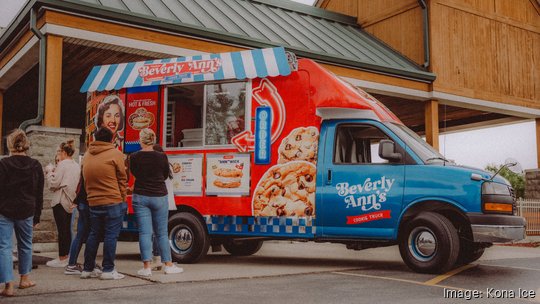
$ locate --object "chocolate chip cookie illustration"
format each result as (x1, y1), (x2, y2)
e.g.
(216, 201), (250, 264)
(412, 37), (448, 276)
(278, 127), (319, 164)
(253, 161), (316, 216)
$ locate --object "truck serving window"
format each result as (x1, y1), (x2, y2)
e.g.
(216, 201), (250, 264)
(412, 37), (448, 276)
(334, 125), (391, 164)
(165, 82), (247, 148)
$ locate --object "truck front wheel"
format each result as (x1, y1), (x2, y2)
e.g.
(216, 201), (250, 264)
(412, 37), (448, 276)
(223, 239), (264, 256)
(399, 212), (460, 274)
(168, 213), (210, 263)
(456, 240), (486, 265)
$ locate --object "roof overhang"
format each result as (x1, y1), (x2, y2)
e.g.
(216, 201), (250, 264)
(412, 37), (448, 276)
(0, 0), (436, 84)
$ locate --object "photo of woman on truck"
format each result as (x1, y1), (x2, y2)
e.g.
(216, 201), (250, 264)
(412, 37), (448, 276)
(95, 95), (125, 149)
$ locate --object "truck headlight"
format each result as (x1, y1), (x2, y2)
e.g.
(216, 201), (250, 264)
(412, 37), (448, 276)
(482, 182), (510, 195)
(482, 182), (513, 215)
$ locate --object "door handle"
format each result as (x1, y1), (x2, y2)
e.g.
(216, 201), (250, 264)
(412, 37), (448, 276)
(326, 169), (332, 185)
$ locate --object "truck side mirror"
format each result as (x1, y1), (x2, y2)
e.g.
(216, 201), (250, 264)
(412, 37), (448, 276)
(379, 139), (402, 162)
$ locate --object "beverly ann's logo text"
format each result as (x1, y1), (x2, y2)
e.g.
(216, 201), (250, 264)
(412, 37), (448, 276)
(335, 177), (395, 211)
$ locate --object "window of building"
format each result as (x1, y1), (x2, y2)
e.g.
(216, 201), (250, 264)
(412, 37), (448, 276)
(165, 81), (248, 148)
(334, 124), (392, 164)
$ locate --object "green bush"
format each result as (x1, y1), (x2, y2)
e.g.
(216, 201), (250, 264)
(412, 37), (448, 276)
(485, 164), (525, 199)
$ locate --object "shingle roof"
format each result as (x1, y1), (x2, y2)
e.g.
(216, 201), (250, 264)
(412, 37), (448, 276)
(1, 0), (435, 82)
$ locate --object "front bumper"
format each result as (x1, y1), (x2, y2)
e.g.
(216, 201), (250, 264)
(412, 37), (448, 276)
(468, 213), (526, 243)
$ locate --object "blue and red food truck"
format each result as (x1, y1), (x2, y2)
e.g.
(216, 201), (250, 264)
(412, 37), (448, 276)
(81, 47), (525, 274)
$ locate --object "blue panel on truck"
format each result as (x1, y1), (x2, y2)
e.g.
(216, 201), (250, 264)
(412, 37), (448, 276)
(204, 216), (316, 238)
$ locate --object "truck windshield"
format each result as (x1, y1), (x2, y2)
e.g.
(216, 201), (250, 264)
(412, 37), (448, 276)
(384, 122), (450, 164)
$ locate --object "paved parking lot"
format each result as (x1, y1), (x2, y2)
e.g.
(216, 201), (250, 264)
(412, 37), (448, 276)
(3, 241), (540, 303)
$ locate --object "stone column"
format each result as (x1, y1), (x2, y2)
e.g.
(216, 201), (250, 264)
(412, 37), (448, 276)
(26, 125), (82, 253)
(525, 169), (540, 200)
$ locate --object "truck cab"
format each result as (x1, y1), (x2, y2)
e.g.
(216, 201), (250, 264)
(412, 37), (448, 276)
(316, 116), (525, 273)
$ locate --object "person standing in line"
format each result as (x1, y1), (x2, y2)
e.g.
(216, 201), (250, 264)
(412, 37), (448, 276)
(64, 174), (101, 275)
(81, 127), (127, 280)
(130, 128), (183, 277)
(45, 140), (80, 268)
(0, 129), (44, 296)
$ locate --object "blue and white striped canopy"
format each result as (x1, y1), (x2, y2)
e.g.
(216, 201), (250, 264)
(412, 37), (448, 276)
(80, 47), (292, 93)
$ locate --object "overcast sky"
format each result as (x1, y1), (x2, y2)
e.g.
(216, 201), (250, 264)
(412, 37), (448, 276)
(0, 0), (536, 170)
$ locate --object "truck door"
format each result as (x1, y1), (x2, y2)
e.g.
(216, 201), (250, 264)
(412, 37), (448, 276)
(317, 121), (406, 239)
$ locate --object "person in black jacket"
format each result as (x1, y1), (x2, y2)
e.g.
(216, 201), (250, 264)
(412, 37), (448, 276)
(0, 129), (44, 297)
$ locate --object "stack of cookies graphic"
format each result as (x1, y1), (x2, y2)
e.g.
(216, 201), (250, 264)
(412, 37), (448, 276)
(213, 167), (243, 188)
(253, 127), (319, 216)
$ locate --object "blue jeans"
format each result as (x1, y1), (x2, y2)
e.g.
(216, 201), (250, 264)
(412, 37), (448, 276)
(133, 194), (171, 263)
(68, 202), (90, 266)
(0, 214), (33, 283)
(83, 202), (127, 273)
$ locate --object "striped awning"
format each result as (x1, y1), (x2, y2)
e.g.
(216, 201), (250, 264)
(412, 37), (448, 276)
(80, 47), (294, 93)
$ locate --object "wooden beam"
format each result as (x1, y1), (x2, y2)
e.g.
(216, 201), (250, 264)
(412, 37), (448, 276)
(435, 0), (540, 34)
(44, 34), (62, 128)
(0, 17), (46, 71)
(536, 118), (540, 168)
(321, 63), (430, 92)
(425, 99), (439, 150)
(360, 1), (419, 28)
(43, 11), (243, 55)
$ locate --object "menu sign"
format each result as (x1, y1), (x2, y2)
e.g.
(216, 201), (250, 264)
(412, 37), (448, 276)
(124, 86), (159, 153)
(206, 154), (250, 196)
(169, 154), (203, 196)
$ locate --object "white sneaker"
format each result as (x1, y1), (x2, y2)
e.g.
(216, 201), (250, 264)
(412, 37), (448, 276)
(80, 268), (101, 279)
(12, 254), (18, 263)
(164, 264), (183, 274)
(100, 270), (125, 280)
(137, 268), (152, 277)
(46, 258), (69, 268)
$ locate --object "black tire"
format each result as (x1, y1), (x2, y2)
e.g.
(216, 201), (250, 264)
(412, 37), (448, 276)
(168, 212), (210, 263)
(456, 240), (486, 265)
(399, 212), (460, 274)
(223, 239), (264, 256)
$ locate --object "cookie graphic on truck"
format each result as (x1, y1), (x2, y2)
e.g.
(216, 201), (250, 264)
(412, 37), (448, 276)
(278, 127), (319, 164)
(213, 166), (243, 188)
(252, 161), (316, 216)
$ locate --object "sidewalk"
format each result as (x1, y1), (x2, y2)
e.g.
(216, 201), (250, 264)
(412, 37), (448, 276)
(8, 240), (540, 298)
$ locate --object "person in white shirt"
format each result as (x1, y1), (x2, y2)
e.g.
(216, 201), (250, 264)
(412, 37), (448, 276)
(45, 139), (80, 268)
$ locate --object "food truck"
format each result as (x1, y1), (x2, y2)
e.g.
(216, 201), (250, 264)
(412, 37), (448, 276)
(81, 47), (525, 274)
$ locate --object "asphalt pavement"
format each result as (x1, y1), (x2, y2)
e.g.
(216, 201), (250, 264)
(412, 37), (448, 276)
(2, 241), (540, 303)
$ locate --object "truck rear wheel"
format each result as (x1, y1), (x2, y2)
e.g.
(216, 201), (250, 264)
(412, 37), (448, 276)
(168, 213), (209, 263)
(223, 239), (264, 256)
(399, 212), (460, 274)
